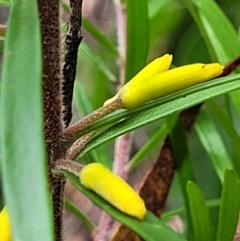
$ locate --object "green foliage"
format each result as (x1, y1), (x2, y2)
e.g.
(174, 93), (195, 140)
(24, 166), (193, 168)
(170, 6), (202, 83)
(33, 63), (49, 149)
(0, 0), (10, 6)
(187, 181), (214, 241)
(0, 0), (54, 240)
(125, 0), (149, 82)
(77, 74), (240, 158)
(1, 0), (240, 240)
(216, 169), (240, 241)
(195, 110), (233, 183)
(67, 172), (187, 241)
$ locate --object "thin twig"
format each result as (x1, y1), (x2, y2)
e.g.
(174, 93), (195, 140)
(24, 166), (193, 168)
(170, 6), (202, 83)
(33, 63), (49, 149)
(66, 131), (97, 159)
(219, 56), (240, 77)
(113, 0), (128, 178)
(53, 159), (84, 177)
(63, 98), (122, 145)
(113, 133), (132, 180)
(62, 0), (83, 127)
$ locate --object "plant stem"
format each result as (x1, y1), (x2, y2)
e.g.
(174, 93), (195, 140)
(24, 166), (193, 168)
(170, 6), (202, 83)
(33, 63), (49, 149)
(66, 131), (97, 159)
(94, 2), (129, 241)
(113, 0), (129, 178)
(62, 0), (83, 127)
(53, 159), (84, 176)
(37, 1), (65, 240)
(63, 98), (122, 145)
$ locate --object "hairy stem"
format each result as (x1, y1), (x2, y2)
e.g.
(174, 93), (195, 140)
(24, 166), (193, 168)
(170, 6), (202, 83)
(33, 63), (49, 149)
(62, 0), (83, 127)
(113, 0), (128, 178)
(63, 98), (122, 145)
(53, 159), (84, 176)
(37, 1), (65, 240)
(66, 131), (97, 159)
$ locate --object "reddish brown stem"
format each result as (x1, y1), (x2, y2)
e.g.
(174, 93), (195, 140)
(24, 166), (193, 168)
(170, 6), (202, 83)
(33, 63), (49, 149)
(38, 1), (65, 240)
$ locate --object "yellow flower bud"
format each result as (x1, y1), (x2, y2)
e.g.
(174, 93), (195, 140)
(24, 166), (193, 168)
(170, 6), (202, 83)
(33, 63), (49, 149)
(128, 54), (173, 84)
(80, 163), (146, 219)
(0, 207), (12, 241)
(120, 63), (224, 109)
(104, 54), (172, 106)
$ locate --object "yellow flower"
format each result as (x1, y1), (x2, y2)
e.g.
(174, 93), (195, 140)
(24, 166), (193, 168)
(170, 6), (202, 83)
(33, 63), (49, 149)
(105, 54), (224, 109)
(80, 163), (146, 219)
(104, 54), (172, 106)
(0, 206), (12, 241)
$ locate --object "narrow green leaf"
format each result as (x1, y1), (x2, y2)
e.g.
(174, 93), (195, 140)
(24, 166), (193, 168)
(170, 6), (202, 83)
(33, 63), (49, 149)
(125, 0), (149, 82)
(184, 0), (240, 119)
(167, 113), (196, 185)
(161, 198), (220, 221)
(82, 18), (118, 57)
(128, 122), (168, 169)
(65, 199), (95, 232)
(0, 0), (10, 6)
(187, 181), (214, 241)
(79, 74), (240, 157)
(216, 169), (240, 241)
(206, 100), (240, 174)
(80, 42), (116, 82)
(78, 74), (240, 137)
(167, 113), (195, 239)
(149, 1), (183, 50)
(73, 81), (93, 116)
(195, 109), (233, 183)
(1, 1), (54, 241)
(184, 0), (240, 64)
(66, 172), (186, 241)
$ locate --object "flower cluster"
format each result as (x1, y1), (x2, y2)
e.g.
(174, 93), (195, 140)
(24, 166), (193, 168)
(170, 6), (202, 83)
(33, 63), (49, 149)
(105, 54), (223, 109)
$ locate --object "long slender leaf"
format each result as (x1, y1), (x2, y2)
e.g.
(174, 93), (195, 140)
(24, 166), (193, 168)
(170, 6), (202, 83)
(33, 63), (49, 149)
(161, 198), (220, 221)
(128, 122), (168, 169)
(82, 18), (118, 57)
(80, 42), (116, 82)
(167, 112), (195, 239)
(79, 75), (240, 158)
(184, 0), (240, 120)
(65, 199), (95, 232)
(183, 0), (240, 64)
(125, 0), (149, 82)
(216, 169), (240, 241)
(187, 181), (214, 241)
(66, 172), (186, 241)
(1, 1), (54, 241)
(206, 100), (240, 174)
(195, 109), (233, 183)
(76, 74), (240, 137)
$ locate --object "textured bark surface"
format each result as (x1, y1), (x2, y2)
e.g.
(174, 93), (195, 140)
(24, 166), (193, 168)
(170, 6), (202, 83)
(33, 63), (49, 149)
(37, 1), (65, 240)
(62, 0), (83, 127)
